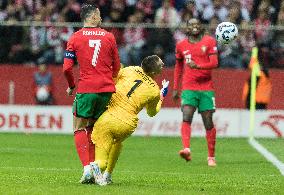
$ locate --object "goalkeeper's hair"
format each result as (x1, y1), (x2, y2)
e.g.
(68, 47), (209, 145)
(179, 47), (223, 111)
(80, 4), (98, 21)
(141, 55), (161, 74)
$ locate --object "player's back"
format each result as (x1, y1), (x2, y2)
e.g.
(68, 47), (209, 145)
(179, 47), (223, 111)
(68, 27), (120, 93)
(107, 66), (160, 126)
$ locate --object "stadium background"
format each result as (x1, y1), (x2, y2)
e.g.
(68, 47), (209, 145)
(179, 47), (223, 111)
(1, 0), (284, 128)
(0, 0), (284, 194)
(0, 0), (284, 107)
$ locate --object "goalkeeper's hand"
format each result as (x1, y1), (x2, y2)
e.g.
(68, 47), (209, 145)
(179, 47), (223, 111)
(160, 79), (169, 100)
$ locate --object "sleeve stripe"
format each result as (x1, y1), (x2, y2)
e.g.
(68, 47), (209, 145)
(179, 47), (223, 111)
(64, 50), (76, 60)
(208, 53), (218, 56)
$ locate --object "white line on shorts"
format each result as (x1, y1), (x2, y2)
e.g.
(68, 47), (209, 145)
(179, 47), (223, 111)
(249, 138), (284, 176)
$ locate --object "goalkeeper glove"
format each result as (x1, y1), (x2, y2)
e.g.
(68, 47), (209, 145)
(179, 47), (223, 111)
(160, 79), (169, 98)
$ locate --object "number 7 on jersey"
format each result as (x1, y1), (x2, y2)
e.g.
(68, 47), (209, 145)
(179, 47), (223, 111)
(89, 40), (101, 66)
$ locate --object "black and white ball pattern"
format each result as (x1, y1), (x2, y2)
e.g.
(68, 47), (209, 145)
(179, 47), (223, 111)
(215, 22), (238, 44)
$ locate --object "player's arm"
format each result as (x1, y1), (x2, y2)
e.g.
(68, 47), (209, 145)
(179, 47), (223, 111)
(146, 96), (162, 117)
(110, 34), (121, 79)
(189, 38), (218, 70)
(173, 45), (184, 91)
(146, 80), (169, 117)
(173, 45), (183, 102)
(63, 35), (76, 95)
(194, 53), (218, 70)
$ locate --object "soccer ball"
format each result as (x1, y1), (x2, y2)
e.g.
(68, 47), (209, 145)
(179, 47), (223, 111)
(36, 86), (49, 101)
(215, 22), (238, 44)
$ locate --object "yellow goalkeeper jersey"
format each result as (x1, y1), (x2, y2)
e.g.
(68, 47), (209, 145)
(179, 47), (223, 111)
(107, 66), (161, 127)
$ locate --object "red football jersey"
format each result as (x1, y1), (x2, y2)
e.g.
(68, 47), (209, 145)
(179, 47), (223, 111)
(63, 27), (121, 93)
(174, 35), (218, 91)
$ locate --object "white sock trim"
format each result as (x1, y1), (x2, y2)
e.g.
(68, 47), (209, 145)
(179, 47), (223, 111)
(90, 161), (96, 166)
(184, 148), (191, 152)
(84, 165), (91, 172)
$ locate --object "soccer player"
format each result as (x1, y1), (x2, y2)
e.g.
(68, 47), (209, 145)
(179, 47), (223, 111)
(90, 55), (169, 185)
(63, 4), (120, 183)
(172, 18), (218, 166)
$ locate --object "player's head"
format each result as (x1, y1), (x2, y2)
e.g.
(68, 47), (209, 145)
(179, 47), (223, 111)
(186, 18), (203, 36)
(141, 55), (164, 78)
(81, 4), (102, 27)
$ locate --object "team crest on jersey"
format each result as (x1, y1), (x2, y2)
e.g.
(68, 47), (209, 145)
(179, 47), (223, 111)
(201, 45), (207, 53)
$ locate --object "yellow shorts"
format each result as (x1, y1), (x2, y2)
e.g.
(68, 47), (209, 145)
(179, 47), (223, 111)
(91, 111), (136, 151)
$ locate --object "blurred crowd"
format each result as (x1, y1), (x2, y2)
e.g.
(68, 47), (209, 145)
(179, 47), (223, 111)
(0, 0), (283, 68)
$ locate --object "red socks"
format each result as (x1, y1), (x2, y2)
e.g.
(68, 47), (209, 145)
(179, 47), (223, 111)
(206, 127), (216, 157)
(74, 127), (95, 167)
(181, 122), (191, 148)
(86, 126), (95, 162)
(181, 122), (216, 157)
(74, 129), (89, 166)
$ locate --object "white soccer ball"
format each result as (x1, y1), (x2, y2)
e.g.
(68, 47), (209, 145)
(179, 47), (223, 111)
(215, 22), (238, 44)
(36, 87), (49, 101)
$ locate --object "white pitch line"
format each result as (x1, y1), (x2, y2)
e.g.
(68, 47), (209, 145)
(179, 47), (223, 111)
(249, 138), (284, 176)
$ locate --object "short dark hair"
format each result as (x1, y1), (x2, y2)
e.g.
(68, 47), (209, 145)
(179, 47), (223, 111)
(141, 55), (161, 74)
(80, 4), (98, 21)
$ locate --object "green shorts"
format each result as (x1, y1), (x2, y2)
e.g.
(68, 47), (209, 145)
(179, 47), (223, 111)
(72, 93), (112, 119)
(181, 90), (215, 113)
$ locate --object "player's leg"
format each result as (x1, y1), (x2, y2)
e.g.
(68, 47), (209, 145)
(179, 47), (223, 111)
(91, 110), (135, 185)
(103, 141), (123, 184)
(92, 131), (113, 172)
(92, 132), (114, 186)
(179, 105), (196, 161)
(73, 116), (93, 183)
(100, 116), (135, 184)
(86, 92), (112, 179)
(201, 111), (216, 166)
(199, 91), (216, 167)
(91, 111), (120, 186)
(72, 93), (105, 183)
(179, 90), (198, 161)
(86, 119), (96, 165)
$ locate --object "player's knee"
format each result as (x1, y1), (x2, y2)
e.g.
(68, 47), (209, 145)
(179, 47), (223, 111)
(73, 117), (88, 131)
(182, 105), (195, 123)
(182, 111), (193, 123)
(87, 119), (96, 128)
(201, 111), (214, 130)
(183, 115), (192, 123)
(204, 121), (214, 130)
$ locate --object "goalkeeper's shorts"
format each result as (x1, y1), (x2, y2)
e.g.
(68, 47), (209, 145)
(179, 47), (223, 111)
(181, 90), (215, 113)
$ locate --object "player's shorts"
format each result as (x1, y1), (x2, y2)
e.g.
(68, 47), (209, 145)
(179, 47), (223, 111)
(72, 92), (112, 119)
(181, 90), (215, 112)
(92, 111), (136, 151)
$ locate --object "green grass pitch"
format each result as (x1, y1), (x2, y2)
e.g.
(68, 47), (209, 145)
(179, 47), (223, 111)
(0, 133), (283, 194)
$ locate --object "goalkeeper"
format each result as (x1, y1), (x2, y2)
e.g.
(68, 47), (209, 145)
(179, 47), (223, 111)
(91, 55), (169, 185)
